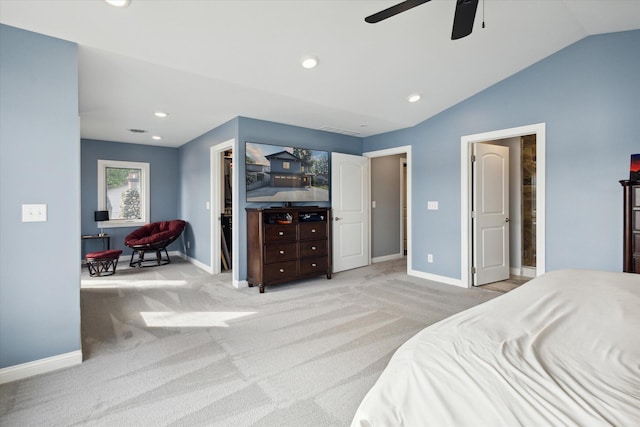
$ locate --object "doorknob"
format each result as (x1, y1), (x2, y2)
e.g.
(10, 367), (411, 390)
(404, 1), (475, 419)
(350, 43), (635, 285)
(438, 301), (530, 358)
(505, 217), (510, 223)
(334, 217), (342, 221)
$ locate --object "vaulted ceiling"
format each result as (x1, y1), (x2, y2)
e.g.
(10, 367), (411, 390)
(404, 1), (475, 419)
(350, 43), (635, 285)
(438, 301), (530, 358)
(2, 0), (639, 147)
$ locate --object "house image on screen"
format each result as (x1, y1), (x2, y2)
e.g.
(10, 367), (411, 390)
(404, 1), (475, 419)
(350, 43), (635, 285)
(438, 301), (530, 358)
(266, 151), (313, 188)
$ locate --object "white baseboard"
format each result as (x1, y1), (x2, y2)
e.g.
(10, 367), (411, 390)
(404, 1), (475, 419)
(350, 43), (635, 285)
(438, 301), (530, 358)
(510, 266), (537, 278)
(234, 279), (249, 289)
(372, 253), (404, 263)
(175, 251), (214, 274)
(0, 350), (82, 384)
(408, 268), (466, 288)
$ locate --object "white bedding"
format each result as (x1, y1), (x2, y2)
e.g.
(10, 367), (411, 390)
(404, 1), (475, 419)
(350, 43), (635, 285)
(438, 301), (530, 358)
(351, 270), (640, 426)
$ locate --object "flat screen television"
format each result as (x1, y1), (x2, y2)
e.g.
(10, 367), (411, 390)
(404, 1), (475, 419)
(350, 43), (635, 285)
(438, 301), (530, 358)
(245, 141), (330, 203)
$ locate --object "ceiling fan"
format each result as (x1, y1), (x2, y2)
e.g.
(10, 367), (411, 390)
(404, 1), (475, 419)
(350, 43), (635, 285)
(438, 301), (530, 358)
(365, 0), (479, 40)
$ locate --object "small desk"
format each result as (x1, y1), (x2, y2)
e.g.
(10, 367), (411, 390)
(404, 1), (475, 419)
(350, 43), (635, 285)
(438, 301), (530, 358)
(82, 234), (111, 251)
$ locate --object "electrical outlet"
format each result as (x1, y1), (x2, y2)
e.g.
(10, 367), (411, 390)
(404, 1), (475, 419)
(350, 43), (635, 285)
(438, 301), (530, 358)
(427, 254), (433, 263)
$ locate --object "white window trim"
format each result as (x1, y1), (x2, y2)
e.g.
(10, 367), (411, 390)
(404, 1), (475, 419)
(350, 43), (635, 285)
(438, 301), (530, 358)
(97, 159), (150, 228)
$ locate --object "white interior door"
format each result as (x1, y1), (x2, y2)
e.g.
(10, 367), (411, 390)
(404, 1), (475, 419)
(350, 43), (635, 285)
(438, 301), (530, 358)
(331, 153), (369, 273)
(473, 143), (510, 285)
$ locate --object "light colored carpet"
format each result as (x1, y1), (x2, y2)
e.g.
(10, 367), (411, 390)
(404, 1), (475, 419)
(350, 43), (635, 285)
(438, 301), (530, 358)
(0, 258), (502, 426)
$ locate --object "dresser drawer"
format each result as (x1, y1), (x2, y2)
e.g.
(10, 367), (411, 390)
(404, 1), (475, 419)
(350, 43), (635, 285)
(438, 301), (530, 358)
(299, 222), (326, 240)
(264, 224), (297, 242)
(299, 239), (327, 258)
(264, 242), (298, 264)
(264, 261), (298, 283)
(299, 257), (328, 276)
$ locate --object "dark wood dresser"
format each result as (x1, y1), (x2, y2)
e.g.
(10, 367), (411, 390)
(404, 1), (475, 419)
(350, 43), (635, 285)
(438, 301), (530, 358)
(620, 180), (640, 273)
(246, 207), (332, 292)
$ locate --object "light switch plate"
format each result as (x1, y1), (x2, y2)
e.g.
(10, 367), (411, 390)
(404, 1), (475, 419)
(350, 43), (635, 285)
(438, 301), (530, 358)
(22, 204), (47, 222)
(427, 201), (439, 210)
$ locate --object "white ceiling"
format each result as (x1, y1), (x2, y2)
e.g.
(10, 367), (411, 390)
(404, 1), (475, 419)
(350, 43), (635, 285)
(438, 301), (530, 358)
(2, 0), (639, 147)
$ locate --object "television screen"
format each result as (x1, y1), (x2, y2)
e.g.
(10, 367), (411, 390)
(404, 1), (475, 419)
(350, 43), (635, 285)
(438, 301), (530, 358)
(245, 141), (330, 203)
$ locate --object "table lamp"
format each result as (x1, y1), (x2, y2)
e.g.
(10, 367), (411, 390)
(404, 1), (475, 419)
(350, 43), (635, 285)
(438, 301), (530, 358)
(94, 210), (109, 236)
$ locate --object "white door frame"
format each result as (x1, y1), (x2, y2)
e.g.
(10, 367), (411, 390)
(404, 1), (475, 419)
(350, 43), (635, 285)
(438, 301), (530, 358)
(210, 139), (241, 286)
(363, 145), (412, 273)
(461, 123), (546, 287)
(401, 157), (407, 257)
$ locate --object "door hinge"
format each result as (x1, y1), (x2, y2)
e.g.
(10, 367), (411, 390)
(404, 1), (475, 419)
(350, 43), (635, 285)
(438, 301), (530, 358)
(471, 154), (476, 162)
(471, 266), (477, 274)
(471, 211), (476, 218)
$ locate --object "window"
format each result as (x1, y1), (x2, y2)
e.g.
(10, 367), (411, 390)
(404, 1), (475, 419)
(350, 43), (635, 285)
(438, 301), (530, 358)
(282, 161), (290, 169)
(98, 160), (150, 227)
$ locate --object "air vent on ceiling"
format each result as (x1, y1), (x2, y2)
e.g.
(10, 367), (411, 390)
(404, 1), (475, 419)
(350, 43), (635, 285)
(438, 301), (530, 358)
(318, 126), (360, 136)
(129, 128), (147, 133)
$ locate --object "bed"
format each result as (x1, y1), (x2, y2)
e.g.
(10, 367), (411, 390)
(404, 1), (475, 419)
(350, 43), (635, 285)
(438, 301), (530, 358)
(351, 269), (640, 426)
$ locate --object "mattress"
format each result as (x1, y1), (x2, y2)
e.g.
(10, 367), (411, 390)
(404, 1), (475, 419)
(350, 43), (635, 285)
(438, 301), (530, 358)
(351, 269), (640, 426)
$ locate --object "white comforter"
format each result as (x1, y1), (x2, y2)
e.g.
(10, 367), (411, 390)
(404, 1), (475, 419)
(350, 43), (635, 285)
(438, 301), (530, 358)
(351, 270), (640, 426)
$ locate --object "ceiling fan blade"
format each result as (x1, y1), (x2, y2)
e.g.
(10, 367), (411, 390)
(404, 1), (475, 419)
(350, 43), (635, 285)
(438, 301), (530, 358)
(365, 0), (432, 24)
(451, 0), (479, 39)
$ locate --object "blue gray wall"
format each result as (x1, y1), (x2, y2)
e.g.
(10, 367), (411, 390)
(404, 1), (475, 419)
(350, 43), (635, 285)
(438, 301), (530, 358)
(364, 29), (640, 278)
(178, 118), (239, 269)
(179, 116), (362, 279)
(2, 23), (637, 371)
(81, 139), (180, 257)
(0, 25), (80, 368)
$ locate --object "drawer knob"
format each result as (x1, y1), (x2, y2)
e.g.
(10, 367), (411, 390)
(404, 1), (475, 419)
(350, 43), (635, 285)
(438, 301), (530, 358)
(279, 250), (285, 254)
(278, 231), (284, 236)
(311, 246), (316, 250)
(279, 268), (285, 273)
(311, 229), (316, 233)
(311, 263), (317, 267)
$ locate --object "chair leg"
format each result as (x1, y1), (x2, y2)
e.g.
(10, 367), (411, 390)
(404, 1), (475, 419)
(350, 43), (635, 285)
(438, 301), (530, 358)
(87, 260), (98, 276)
(87, 257), (119, 277)
(127, 247), (171, 268)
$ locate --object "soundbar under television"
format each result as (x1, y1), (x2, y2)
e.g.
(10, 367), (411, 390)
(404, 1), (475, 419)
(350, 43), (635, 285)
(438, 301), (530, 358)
(245, 141), (329, 203)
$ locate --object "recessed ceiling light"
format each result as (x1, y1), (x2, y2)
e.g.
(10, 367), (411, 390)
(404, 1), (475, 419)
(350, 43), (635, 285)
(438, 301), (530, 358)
(152, 136), (162, 140)
(154, 111), (168, 118)
(408, 93), (422, 103)
(105, 0), (130, 7)
(301, 55), (319, 69)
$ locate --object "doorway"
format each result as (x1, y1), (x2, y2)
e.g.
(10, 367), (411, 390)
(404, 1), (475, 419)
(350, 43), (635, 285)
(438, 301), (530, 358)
(364, 145), (412, 272)
(461, 124), (546, 287)
(471, 136), (537, 285)
(210, 139), (240, 286)
(369, 154), (407, 263)
(221, 149), (233, 271)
